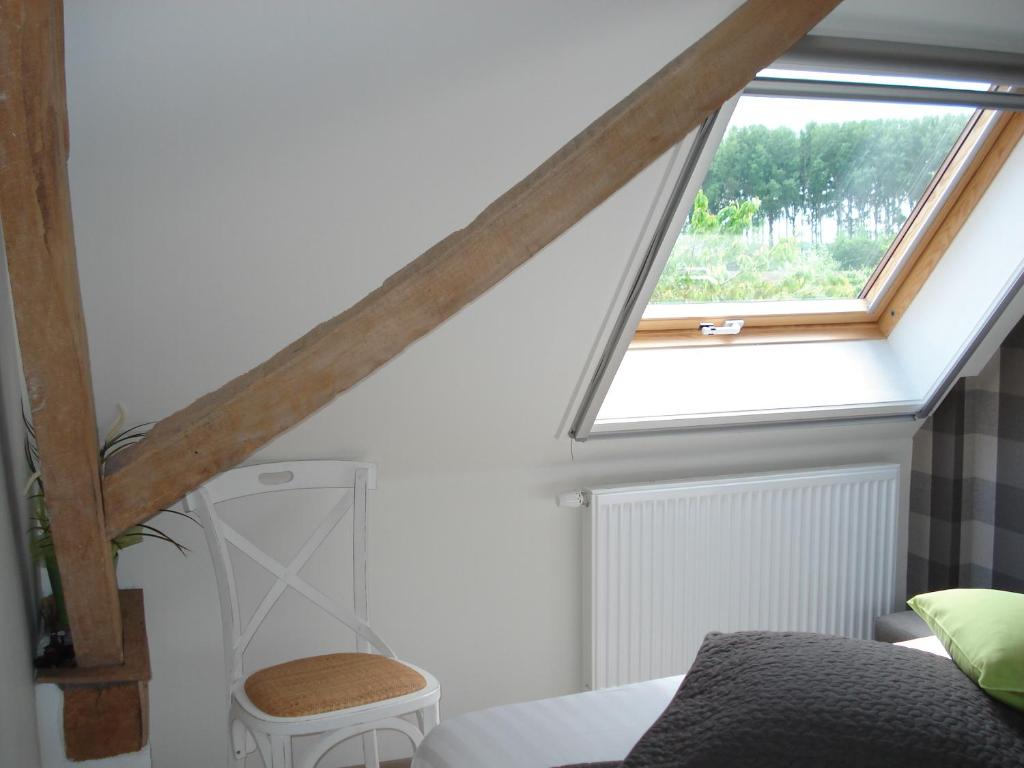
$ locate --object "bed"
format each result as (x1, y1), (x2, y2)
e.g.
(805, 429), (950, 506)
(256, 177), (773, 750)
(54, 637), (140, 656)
(412, 675), (683, 768)
(411, 636), (951, 768)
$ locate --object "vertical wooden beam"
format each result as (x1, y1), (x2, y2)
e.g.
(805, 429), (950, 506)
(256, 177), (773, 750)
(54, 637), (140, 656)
(0, 0), (123, 665)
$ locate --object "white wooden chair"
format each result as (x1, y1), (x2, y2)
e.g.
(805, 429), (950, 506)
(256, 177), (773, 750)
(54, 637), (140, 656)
(188, 460), (440, 768)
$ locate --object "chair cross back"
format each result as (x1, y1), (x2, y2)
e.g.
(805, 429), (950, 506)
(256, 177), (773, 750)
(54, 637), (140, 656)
(188, 460), (392, 687)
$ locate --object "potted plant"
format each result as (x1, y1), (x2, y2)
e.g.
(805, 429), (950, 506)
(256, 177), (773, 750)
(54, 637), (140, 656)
(26, 407), (196, 666)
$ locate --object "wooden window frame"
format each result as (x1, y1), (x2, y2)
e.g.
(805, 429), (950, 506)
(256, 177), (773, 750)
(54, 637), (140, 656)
(633, 106), (1024, 349)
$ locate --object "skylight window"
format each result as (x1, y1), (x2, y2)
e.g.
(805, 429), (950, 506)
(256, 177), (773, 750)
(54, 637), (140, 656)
(649, 76), (980, 308)
(568, 39), (1024, 441)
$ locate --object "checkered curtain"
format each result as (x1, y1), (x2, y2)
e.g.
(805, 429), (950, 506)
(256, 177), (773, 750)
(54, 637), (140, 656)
(907, 320), (1024, 596)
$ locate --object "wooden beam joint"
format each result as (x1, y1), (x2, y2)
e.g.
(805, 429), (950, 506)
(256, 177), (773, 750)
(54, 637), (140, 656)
(37, 590), (152, 760)
(62, 682), (149, 762)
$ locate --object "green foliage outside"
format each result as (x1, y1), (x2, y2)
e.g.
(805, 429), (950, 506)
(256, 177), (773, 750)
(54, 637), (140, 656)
(652, 113), (968, 304)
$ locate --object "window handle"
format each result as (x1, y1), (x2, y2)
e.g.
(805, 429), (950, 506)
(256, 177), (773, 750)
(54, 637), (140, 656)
(699, 319), (744, 336)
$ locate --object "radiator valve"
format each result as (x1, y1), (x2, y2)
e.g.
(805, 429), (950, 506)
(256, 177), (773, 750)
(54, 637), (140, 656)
(557, 490), (591, 508)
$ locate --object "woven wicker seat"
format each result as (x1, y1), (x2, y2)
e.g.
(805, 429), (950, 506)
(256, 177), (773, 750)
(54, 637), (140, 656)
(244, 652), (428, 718)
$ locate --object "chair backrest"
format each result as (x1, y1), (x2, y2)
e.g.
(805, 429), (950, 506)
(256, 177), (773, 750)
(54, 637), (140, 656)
(187, 460), (392, 689)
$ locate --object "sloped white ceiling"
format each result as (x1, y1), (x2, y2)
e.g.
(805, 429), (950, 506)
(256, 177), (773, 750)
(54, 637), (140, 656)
(816, 0), (1024, 53)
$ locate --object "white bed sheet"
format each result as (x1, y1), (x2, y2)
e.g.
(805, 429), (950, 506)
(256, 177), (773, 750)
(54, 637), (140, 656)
(896, 634), (950, 658)
(411, 675), (683, 768)
(413, 635), (950, 768)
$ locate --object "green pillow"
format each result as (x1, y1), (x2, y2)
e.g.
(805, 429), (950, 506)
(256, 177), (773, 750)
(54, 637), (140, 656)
(908, 588), (1024, 712)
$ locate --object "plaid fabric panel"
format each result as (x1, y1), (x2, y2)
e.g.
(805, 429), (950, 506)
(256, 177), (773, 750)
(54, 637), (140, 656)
(994, 322), (1024, 590)
(908, 318), (1024, 596)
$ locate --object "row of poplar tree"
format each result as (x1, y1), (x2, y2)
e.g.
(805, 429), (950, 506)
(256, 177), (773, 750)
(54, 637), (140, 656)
(699, 113), (967, 244)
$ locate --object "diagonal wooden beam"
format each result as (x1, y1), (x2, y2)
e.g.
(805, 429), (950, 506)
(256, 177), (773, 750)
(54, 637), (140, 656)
(103, 0), (842, 536)
(0, 0), (123, 665)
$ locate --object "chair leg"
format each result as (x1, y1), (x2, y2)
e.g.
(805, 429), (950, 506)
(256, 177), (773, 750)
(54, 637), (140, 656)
(417, 702), (440, 735)
(252, 730), (273, 768)
(361, 730), (380, 768)
(269, 734), (291, 768)
(230, 719), (248, 764)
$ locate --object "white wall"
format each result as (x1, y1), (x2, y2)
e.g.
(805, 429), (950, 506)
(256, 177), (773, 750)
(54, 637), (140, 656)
(0, 239), (42, 766)
(54, 2), (974, 765)
(820, 0), (1024, 52)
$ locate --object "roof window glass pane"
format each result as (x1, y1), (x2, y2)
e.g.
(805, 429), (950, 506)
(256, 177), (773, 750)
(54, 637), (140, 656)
(650, 86), (978, 306)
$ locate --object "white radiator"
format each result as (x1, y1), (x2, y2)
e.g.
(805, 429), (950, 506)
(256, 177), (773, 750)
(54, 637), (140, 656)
(582, 464), (900, 689)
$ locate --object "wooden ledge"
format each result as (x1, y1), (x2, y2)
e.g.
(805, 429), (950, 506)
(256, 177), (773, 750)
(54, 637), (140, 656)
(36, 590), (151, 761)
(36, 589), (150, 685)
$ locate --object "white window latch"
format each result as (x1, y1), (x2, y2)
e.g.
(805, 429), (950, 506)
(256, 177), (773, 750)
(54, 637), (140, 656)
(699, 319), (744, 336)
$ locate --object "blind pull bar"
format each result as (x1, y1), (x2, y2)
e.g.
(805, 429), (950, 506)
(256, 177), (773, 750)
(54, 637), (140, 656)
(778, 36), (1024, 86)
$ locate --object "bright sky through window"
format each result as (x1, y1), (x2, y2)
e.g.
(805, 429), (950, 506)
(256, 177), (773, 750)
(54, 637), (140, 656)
(649, 72), (984, 306)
